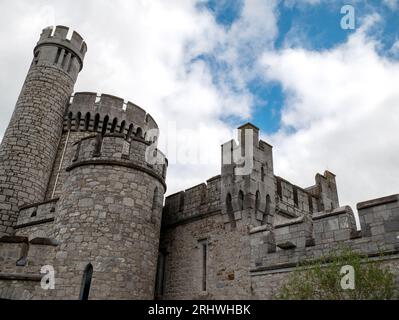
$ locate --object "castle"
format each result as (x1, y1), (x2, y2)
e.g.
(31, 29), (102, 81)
(0, 26), (398, 300)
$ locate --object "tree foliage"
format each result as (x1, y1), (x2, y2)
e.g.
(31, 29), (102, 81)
(277, 247), (399, 300)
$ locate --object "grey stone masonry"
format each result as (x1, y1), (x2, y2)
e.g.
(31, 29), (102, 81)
(0, 26), (86, 237)
(0, 26), (398, 300)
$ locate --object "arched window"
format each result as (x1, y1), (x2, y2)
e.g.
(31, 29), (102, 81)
(226, 193), (236, 229)
(127, 124), (134, 140)
(67, 112), (73, 130)
(308, 195), (314, 213)
(110, 118), (118, 133)
(276, 178), (282, 200)
(76, 112), (82, 131)
(102, 116), (109, 135)
(79, 263), (93, 301)
(263, 194), (271, 225)
(238, 191), (244, 210)
(84, 113), (91, 131)
(255, 191), (260, 212)
(136, 127), (143, 139)
(93, 114), (100, 132)
(119, 120), (126, 134)
(293, 187), (299, 208)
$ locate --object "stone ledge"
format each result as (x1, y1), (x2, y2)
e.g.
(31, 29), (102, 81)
(357, 194), (399, 211)
(66, 159), (167, 191)
(19, 198), (59, 211)
(313, 206), (352, 220)
(275, 216), (304, 228)
(0, 273), (41, 282)
(0, 236), (28, 244)
(14, 218), (55, 230)
(250, 249), (399, 274)
(249, 225), (269, 235)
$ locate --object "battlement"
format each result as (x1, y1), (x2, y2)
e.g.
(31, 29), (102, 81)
(67, 133), (167, 189)
(64, 92), (159, 142)
(163, 175), (222, 226)
(250, 195), (399, 274)
(36, 26), (87, 65)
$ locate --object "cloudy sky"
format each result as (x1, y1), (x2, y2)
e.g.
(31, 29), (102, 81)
(0, 0), (398, 217)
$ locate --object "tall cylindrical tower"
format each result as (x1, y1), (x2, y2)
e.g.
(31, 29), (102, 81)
(52, 130), (167, 299)
(0, 26), (87, 236)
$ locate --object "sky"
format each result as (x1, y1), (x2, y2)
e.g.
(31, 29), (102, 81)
(0, 0), (398, 219)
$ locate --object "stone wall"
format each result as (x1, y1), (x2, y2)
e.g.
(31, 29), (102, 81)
(250, 195), (399, 299)
(159, 212), (252, 300)
(0, 26), (86, 237)
(45, 133), (166, 299)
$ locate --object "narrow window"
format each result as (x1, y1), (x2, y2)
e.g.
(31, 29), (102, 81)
(136, 127), (143, 139)
(54, 47), (62, 64)
(261, 166), (265, 182)
(119, 121), (126, 134)
(199, 240), (208, 292)
(102, 116), (109, 135)
(293, 187), (299, 207)
(84, 113), (91, 131)
(93, 114), (100, 132)
(110, 118), (118, 133)
(67, 55), (75, 73)
(75, 112), (82, 131)
(61, 51), (68, 68)
(308, 195), (314, 213)
(155, 252), (166, 299)
(238, 191), (244, 210)
(277, 178), (282, 200)
(67, 112), (73, 130)
(226, 193), (236, 229)
(255, 191), (260, 212)
(80, 263), (93, 301)
(127, 124), (134, 140)
(93, 134), (103, 158)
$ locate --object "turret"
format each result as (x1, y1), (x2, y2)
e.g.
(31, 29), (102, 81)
(52, 130), (167, 299)
(221, 123), (275, 230)
(0, 26), (86, 236)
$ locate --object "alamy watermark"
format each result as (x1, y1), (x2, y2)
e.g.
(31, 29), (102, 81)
(341, 5), (356, 30)
(40, 265), (55, 290)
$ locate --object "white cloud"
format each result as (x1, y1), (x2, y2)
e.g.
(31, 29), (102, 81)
(0, 0), (279, 196)
(383, 0), (399, 10)
(260, 15), (399, 223)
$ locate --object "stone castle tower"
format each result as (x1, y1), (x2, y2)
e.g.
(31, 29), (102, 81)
(0, 26), (87, 237)
(0, 26), (167, 299)
(0, 26), (398, 300)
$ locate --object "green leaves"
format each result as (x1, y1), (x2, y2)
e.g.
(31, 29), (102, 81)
(276, 247), (398, 300)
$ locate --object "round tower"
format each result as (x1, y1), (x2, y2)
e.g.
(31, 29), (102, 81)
(51, 102), (168, 299)
(0, 26), (87, 236)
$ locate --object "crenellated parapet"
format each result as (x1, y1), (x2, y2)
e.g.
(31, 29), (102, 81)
(33, 26), (87, 81)
(163, 175), (221, 227)
(64, 92), (159, 142)
(67, 133), (167, 190)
